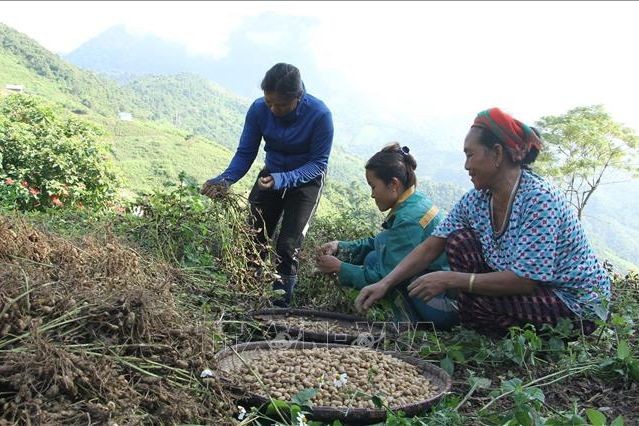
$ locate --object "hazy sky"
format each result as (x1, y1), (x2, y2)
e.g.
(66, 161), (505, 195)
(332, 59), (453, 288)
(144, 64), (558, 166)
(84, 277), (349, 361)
(2, 1), (639, 131)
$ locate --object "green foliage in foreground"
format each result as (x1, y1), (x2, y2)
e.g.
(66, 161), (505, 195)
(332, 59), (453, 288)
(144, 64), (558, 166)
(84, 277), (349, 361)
(10, 177), (638, 425)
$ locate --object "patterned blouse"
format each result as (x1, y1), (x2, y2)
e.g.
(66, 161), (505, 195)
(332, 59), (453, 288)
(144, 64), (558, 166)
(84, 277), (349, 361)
(433, 169), (611, 320)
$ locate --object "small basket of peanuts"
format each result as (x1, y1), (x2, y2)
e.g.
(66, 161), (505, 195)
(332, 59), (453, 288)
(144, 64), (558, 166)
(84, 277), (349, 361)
(215, 340), (451, 423)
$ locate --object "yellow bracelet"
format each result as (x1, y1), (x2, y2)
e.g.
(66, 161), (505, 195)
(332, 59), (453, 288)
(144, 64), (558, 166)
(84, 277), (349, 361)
(468, 273), (476, 293)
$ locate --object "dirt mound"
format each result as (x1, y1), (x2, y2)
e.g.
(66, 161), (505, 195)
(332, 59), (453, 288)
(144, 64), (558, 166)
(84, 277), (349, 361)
(0, 217), (232, 425)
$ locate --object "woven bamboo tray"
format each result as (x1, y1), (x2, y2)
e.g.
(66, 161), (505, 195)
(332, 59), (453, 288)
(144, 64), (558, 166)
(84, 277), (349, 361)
(215, 340), (451, 424)
(250, 308), (398, 345)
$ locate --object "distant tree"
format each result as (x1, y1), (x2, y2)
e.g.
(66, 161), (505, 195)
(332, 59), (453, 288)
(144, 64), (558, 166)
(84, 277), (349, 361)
(535, 105), (639, 220)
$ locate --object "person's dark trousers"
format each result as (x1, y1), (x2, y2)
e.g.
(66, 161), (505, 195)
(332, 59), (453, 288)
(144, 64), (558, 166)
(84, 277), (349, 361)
(248, 171), (325, 307)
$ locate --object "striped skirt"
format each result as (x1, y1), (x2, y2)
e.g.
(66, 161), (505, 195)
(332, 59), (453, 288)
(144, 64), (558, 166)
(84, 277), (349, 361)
(446, 228), (596, 335)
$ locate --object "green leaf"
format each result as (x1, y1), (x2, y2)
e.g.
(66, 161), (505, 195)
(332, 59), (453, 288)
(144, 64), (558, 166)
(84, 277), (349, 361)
(524, 386), (545, 403)
(449, 349), (466, 363)
(585, 408), (606, 426)
(514, 408), (533, 426)
(544, 413), (587, 425)
(371, 395), (384, 408)
(599, 358), (616, 369)
(265, 399), (290, 418)
(502, 378), (523, 393)
(617, 340), (630, 360)
(291, 388), (317, 406)
(469, 376), (491, 389)
(592, 303), (608, 322)
(351, 390), (369, 399)
(629, 360), (639, 381)
(290, 404), (302, 421)
(610, 415), (625, 426)
(440, 356), (454, 375)
(547, 337), (566, 352)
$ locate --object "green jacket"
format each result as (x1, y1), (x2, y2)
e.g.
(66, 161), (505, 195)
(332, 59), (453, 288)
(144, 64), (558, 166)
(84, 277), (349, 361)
(337, 187), (449, 290)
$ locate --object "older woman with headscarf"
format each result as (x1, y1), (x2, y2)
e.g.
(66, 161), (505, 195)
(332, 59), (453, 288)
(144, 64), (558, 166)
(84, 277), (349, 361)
(355, 108), (611, 335)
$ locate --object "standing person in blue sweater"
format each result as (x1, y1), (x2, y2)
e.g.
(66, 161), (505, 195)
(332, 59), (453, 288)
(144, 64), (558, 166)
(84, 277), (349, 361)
(201, 63), (334, 307)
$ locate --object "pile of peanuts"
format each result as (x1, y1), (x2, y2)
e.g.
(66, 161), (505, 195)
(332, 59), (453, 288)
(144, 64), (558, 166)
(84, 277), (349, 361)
(231, 346), (438, 409)
(266, 316), (360, 334)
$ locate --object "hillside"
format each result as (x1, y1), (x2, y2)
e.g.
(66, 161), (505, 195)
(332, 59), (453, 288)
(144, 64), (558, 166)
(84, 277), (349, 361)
(124, 74), (248, 150)
(0, 23), (151, 120)
(0, 22), (378, 219)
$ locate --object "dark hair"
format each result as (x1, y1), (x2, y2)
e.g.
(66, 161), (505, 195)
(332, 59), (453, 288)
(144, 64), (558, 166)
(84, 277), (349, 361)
(260, 63), (303, 100)
(525, 127), (542, 165)
(365, 142), (417, 188)
(471, 126), (540, 167)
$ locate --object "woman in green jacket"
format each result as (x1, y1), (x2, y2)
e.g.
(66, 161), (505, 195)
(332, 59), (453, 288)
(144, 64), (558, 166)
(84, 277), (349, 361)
(315, 143), (459, 329)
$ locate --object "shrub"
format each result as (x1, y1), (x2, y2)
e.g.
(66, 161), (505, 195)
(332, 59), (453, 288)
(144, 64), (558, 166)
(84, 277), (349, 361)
(115, 174), (275, 310)
(0, 94), (116, 211)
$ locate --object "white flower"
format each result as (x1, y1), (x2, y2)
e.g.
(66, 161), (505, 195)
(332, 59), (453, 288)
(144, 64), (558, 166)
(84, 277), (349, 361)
(332, 372), (348, 388)
(296, 412), (308, 426)
(200, 368), (214, 378)
(132, 206), (144, 217)
(237, 405), (247, 420)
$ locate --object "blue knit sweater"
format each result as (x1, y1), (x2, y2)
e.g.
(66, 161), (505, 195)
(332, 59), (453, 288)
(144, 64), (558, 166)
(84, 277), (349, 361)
(212, 92), (334, 190)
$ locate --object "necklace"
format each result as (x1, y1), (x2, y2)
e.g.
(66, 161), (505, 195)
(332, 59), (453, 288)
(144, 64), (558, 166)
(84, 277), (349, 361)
(490, 169), (522, 247)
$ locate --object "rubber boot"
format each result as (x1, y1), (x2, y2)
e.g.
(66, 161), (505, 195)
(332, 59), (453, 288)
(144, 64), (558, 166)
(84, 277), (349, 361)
(272, 274), (297, 308)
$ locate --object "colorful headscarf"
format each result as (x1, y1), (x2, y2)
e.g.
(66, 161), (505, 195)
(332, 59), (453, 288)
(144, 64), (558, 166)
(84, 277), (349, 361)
(472, 108), (543, 163)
